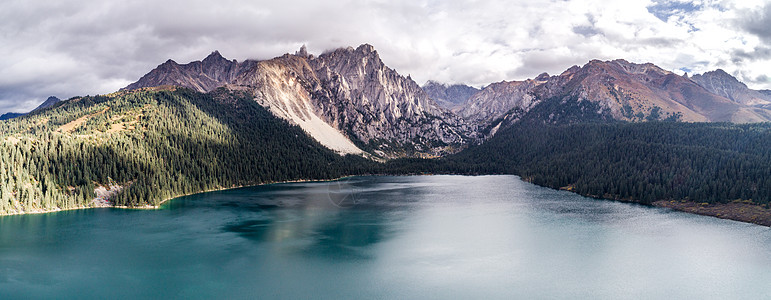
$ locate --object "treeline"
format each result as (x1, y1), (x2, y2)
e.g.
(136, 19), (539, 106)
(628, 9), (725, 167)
(385, 122), (771, 206)
(0, 88), (373, 213)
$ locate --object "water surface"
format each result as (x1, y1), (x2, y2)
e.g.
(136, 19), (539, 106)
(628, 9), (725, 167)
(1, 175), (770, 299)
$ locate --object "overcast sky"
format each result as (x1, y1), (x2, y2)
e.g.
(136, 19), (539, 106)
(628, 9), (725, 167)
(1, 0), (770, 113)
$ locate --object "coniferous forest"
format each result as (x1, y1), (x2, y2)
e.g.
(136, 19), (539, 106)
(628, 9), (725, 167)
(437, 122), (771, 207)
(0, 88), (373, 214)
(1, 87), (770, 219)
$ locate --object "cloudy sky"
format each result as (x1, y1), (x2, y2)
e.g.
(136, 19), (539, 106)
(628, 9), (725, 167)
(1, 0), (770, 114)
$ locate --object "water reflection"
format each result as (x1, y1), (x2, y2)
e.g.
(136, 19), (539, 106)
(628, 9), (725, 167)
(2, 175), (770, 299)
(218, 177), (423, 260)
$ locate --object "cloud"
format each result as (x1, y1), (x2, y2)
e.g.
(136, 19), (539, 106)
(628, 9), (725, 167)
(1, 0), (770, 113)
(742, 1), (771, 42)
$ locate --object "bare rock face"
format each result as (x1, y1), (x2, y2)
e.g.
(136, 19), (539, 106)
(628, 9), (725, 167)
(691, 69), (771, 107)
(422, 81), (480, 111)
(306, 45), (476, 156)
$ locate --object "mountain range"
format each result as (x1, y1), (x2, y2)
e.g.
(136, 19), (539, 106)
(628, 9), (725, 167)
(2, 43), (770, 225)
(121, 44), (771, 157)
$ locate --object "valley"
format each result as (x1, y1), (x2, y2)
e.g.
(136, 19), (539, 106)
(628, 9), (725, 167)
(1, 44), (770, 227)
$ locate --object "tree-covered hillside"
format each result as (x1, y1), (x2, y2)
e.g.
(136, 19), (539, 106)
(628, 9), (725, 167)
(400, 122), (771, 207)
(0, 87), (373, 214)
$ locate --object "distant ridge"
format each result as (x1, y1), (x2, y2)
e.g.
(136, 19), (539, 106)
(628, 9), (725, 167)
(455, 59), (771, 130)
(691, 69), (771, 107)
(1, 96), (61, 120)
(422, 81), (480, 111)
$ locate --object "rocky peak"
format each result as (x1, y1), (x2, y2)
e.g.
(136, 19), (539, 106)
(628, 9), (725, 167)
(691, 69), (771, 106)
(158, 59), (179, 70)
(561, 65), (581, 76)
(356, 43), (376, 54)
(534, 73), (550, 81)
(295, 45), (309, 58)
(710, 69), (731, 77)
(35, 96), (61, 111)
(204, 50), (224, 60)
(202, 50), (229, 66)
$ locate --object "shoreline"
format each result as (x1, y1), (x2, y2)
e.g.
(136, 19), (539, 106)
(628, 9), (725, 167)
(0, 204), (106, 217)
(2, 174), (769, 228)
(652, 200), (771, 227)
(0, 176), (355, 217)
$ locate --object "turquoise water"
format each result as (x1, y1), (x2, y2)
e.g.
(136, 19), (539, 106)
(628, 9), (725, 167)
(1, 175), (770, 299)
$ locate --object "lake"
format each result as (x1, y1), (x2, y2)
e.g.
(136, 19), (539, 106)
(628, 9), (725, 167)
(1, 175), (770, 299)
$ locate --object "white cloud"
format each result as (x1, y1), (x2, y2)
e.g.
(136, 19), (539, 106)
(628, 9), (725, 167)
(1, 0), (770, 113)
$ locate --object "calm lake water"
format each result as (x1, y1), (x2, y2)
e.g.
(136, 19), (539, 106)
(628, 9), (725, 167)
(1, 175), (770, 299)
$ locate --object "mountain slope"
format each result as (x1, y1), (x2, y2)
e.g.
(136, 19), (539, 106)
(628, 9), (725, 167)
(0, 87), (372, 215)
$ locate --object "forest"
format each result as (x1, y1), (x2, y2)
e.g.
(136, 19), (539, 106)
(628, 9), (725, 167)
(1, 87), (770, 215)
(386, 122), (771, 207)
(0, 88), (373, 214)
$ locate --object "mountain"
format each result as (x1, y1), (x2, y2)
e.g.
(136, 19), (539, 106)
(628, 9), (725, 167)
(124, 46), (771, 148)
(0, 96), (61, 120)
(0, 87), (373, 215)
(459, 60), (771, 129)
(3, 45), (771, 225)
(126, 45), (478, 158)
(123, 51), (258, 93)
(33, 96), (61, 111)
(421, 81), (480, 111)
(304, 45), (476, 156)
(690, 69), (771, 107)
(459, 74), (545, 126)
